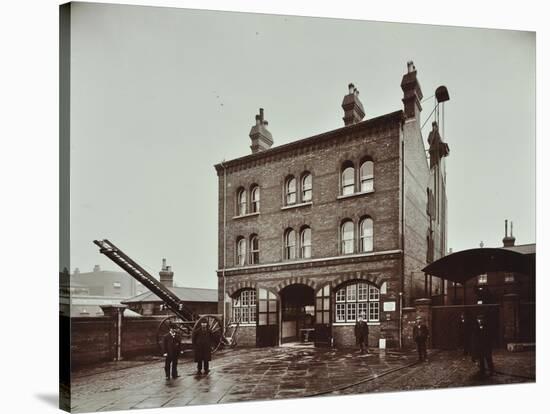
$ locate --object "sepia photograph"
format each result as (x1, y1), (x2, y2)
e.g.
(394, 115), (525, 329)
(57, 1), (536, 412)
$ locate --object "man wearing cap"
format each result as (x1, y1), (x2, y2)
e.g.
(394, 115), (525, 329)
(163, 324), (182, 380)
(354, 312), (369, 354)
(192, 321), (213, 375)
(413, 316), (429, 362)
(472, 313), (494, 376)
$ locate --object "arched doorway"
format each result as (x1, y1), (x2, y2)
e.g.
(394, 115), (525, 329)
(280, 284), (315, 344)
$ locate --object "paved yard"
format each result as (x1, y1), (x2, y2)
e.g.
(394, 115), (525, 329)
(70, 347), (535, 413)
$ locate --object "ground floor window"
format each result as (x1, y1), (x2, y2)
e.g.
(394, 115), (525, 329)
(232, 289), (256, 324)
(335, 282), (380, 322)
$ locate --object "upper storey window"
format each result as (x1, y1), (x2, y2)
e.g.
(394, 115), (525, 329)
(360, 217), (374, 252)
(341, 220), (355, 254)
(300, 226), (312, 259)
(251, 185), (260, 213)
(284, 228), (297, 260)
(236, 237), (246, 266)
(249, 234), (259, 264)
(360, 160), (374, 192)
(341, 163), (355, 196)
(237, 188), (247, 216)
(285, 176), (297, 205)
(302, 173), (312, 202)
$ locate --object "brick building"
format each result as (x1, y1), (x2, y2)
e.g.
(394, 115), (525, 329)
(214, 62), (449, 348)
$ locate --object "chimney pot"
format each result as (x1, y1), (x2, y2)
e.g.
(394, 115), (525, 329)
(342, 82), (365, 126)
(249, 108), (273, 153)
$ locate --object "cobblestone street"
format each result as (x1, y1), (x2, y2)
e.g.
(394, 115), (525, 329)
(71, 347), (535, 413)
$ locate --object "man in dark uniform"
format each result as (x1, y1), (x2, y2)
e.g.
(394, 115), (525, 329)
(192, 321), (212, 375)
(163, 324), (181, 380)
(472, 313), (494, 377)
(354, 312), (369, 354)
(413, 316), (429, 362)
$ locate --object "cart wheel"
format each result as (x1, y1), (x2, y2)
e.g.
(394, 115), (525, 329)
(157, 315), (185, 355)
(193, 315), (223, 354)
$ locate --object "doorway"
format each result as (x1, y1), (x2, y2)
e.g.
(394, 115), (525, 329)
(280, 284), (315, 344)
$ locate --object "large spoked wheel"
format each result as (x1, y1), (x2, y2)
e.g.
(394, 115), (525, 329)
(193, 315), (223, 354)
(156, 315), (187, 355)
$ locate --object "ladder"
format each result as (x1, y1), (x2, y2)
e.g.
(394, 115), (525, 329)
(93, 239), (197, 322)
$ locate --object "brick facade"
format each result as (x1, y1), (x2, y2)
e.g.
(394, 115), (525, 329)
(215, 63), (448, 349)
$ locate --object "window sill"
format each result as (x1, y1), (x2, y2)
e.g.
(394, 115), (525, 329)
(281, 201), (312, 210)
(337, 190), (375, 200)
(332, 322), (380, 326)
(232, 212), (260, 220)
(238, 323), (256, 327)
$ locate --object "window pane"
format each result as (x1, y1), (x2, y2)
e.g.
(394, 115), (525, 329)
(360, 161), (374, 192)
(316, 312), (323, 324)
(250, 308), (256, 322)
(358, 302), (368, 319)
(250, 290), (256, 305)
(346, 302), (357, 322)
(259, 301), (267, 312)
(341, 221), (354, 254)
(336, 288), (346, 302)
(259, 288), (267, 300)
(268, 300), (277, 311)
(302, 174), (312, 201)
(268, 291), (277, 300)
(323, 298), (330, 310)
(316, 298), (323, 309)
(323, 285), (330, 296)
(336, 303), (345, 322)
(258, 313), (267, 325)
(346, 284), (357, 301)
(342, 167), (355, 195)
(358, 283), (368, 301)
(323, 311), (330, 323)
(369, 302), (379, 321)
(268, 313), (277, 325)
(238, 190), (247, 215)
(286, 177), (296, 204)
(369, 286), (380, 301)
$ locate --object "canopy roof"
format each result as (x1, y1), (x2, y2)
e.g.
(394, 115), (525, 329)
(422, 247), (534, 284)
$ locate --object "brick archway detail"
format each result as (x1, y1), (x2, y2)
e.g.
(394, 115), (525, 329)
(227, 280), (257, 297)
(275, 276), (316, 293)
(331, 273), (383, 289)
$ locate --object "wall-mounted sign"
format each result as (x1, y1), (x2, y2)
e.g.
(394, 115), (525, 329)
(384, 301), (396, 312)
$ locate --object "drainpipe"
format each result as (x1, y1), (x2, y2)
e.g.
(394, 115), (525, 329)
(220, 160), (228, 331)
(400, 122), (405, 349)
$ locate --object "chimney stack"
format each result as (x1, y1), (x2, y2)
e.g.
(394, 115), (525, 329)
(502, 219), (516, 247)
(400, 61), (423, 120)
(249, 108), (273, 153)
(341, 83), (365, 126)
(93, 264), (101, 273)
(159, 258), (174, 288)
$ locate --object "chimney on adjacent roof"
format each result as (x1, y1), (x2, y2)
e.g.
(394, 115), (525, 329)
(93, 264), (101, 272)
(159, 258), (174, 288)
(400, 61), (423, 120)
(341, 83), (365, 126)
(249, 108), (273, 153)
(502, 219), (516, 247)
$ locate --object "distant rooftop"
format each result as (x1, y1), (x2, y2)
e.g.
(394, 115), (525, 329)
(502, 243), (536, 255)
(122, 286), (218, 304)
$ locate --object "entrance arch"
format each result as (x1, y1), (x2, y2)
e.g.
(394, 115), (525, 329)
(279, 284), (315, 343)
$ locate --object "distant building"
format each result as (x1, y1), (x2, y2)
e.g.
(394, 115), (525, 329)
(59, 294), (141, 317)
(122, 259), (218, 316)
(449, 221), (535, 306)
(69, 265), (146, 297)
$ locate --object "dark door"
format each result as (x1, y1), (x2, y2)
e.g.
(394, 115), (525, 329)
(257, 288), (278, 347)
(314, 284), (331, 346)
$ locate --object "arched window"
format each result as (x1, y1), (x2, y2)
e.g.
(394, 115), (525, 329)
(284, 228), (296, 260)
(360, 217), (374, 252)
(360, 160), (374, 192)
(236, 237), (246, 266)
(237, 188), (247, 216)
(341, 220), (354, 254)
(249, 234), (259, 264)
(302, 173), (312, 202)
(300, 227), (312, 259)
(251, 185), (260, 213)
(335, 282), (380, 322)
(341, 162), (355, 195)
(232, 289), (256, 324)
(285, 176), (297, 205)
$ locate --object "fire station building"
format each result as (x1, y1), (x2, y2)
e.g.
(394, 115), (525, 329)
(214, 62), (449, 348)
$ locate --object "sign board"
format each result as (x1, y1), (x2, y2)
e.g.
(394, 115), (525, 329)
(383, 301), (396, 312)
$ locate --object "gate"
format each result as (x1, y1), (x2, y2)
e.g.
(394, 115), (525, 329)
(431, 304), (501, 349)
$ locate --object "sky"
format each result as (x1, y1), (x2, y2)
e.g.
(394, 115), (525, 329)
(69, 2), (536, 289)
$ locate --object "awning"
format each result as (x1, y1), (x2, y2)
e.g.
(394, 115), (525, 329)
(422, 247), (532, 284)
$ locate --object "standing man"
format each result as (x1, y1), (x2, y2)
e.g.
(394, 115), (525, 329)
(354, 312), (369, 354)
(413, 316), (429, 362)
(192, 321), (212, 375)
(163, 324), (181, 380)
(472, 313), (495, 377)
